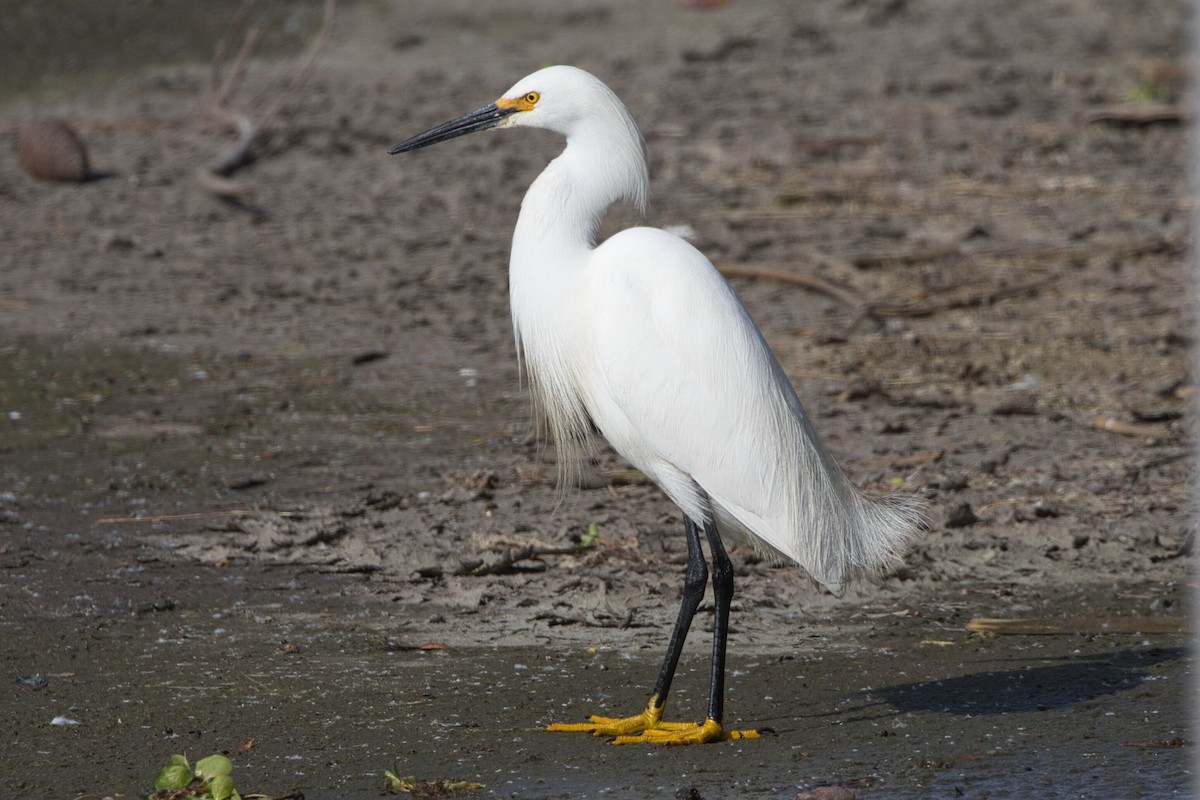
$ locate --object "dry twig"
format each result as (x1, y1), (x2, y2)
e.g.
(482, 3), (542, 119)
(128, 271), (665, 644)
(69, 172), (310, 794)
(201, 0), (337, 197)
(1085, 103), (1187, 126)
(97, 509), (304, 524)
(851, 234), (1174, 270)
(717, 263), (865, 310)
(868, 277), (1055, 318)
(1093, 416), (1170, 440)
(967, 616), (1186, 635)
(726, 267), (1051, 321)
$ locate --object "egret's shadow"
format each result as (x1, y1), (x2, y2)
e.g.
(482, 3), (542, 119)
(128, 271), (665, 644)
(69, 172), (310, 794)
(861, 646), (1185, 717)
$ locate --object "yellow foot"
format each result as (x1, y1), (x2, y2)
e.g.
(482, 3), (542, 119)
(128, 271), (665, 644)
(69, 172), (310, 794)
(546, 697), (664, 737)
(613, 718), (760, 746)
(548, 699), (760, 746)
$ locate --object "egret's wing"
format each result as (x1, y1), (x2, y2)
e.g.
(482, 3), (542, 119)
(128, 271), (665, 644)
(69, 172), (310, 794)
(586, 228), (808, 548)
(587, 228), (919, 591)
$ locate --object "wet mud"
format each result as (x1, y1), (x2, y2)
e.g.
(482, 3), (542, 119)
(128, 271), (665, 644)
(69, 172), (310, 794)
(0, 0), (1193, 797)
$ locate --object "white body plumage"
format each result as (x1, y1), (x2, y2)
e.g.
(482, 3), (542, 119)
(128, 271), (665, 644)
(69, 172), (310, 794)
(499, 66), (920, 595)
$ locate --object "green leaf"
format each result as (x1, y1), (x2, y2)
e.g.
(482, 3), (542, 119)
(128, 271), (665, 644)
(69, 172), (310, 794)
(580, 522), (600, 547)
(209, 773), (236, 800)
(384, 772), (417, 794)
(195, 754), (234, 779)
(154, 764), (193, 791)
(171, 754), (191, 769)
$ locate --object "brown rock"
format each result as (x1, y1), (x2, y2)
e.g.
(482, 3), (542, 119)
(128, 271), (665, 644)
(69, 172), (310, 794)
(16, 118), (90, 182)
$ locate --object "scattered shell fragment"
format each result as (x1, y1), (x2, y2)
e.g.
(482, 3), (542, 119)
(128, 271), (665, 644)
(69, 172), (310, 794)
(16, 118), (91, 182)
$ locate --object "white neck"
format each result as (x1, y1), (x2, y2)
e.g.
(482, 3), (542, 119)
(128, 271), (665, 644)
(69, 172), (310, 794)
(513, 125), (648, 260)
(505, 99), (651, 486)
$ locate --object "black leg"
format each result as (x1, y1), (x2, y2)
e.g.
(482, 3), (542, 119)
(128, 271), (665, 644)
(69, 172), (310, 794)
(702, 519), (733, 725)
(649, 516), (708, 709)
(548, 512), (759, 744)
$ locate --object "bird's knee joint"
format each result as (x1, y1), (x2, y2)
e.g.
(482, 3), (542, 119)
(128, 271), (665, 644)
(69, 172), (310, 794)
(710, 562), (734, 596)
(683, 561), (709, 596)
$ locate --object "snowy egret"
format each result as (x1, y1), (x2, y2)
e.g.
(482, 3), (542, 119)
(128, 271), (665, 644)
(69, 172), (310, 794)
(390, 65), (922, 746)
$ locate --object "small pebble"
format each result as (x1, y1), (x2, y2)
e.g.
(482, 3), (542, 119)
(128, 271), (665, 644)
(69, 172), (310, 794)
(989, 393), (1038, 416)
(939, 474), (969, 491)
(16, 673), (48, 690)
(1033, 500), (1059, 518)
(945, 502), (979, 528)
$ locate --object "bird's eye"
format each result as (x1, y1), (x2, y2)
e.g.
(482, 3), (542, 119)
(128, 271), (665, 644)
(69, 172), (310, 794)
(524, 92), (540, 105)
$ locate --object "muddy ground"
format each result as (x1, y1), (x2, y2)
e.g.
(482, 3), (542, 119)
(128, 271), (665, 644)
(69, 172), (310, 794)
(0, 1), (1194, 797)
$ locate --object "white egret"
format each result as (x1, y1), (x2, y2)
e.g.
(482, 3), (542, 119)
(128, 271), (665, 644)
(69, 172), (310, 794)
(390, 65), (922, 746)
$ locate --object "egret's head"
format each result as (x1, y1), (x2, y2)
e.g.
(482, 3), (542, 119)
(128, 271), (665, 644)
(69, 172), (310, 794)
(492, 66), (623, 135)
(389, 65), (649, 211)
(389, 66), (641, 152)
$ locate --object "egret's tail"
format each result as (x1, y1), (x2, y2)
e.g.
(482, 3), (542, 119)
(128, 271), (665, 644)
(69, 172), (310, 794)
(815, 485), (925, 596)
(712, 469), (923, 597)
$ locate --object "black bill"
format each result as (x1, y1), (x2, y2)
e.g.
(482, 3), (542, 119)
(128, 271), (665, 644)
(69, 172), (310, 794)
(388, 103), (518, 155)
